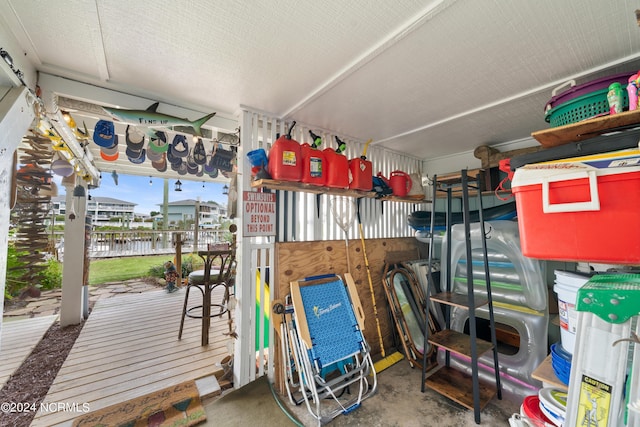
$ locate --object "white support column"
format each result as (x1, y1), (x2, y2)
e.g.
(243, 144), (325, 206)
(0, 87), (36, 352)
(233, 110), (254, 388)
(59, 179), (88, 326)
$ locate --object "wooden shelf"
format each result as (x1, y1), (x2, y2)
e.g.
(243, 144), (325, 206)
(431, 291), (488, 309)
(424, 366), (497, 411)
(428, 329), (494, 358)
(251, 179), (429, 203)
(532, 109), (640, 148)
(422, 169), (501, 424)
(435, 168), (483, 185)
(531, 354), (568, 392)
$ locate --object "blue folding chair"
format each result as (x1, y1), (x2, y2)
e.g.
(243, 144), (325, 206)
(280, 273), (377, 425)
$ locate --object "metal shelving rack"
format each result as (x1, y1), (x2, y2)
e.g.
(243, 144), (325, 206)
(420, 169), (502, 424)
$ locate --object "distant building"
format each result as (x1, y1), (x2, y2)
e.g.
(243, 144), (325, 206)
(52, 196), (137, 226)
(165, 199), (227, 227)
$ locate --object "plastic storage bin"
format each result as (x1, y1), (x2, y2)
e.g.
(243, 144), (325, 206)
(545, 89), (611, 126)
(544, 73), (632, 113)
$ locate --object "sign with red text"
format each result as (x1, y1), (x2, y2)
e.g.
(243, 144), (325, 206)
(243, 191), (276, 236)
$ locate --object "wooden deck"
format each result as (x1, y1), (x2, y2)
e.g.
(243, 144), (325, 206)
(0, 315), (58, 389)
(31, 287), (232, 427)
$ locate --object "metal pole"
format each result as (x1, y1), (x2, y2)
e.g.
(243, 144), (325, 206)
(162, 178), (169, 247)
(462, 170), (481, 424)
(194, 198), (200, 251)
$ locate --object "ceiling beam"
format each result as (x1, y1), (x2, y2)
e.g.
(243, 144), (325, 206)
(373, 51), (640, 147)
(88, 0), (110, 82)
(279, 0), (458, 119)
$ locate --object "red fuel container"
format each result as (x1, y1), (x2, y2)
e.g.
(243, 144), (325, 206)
(349, 156), (373, 191)
(301, 143), (326, 185)
(323, 148), (349, 188)
(267, 122), (302, 181)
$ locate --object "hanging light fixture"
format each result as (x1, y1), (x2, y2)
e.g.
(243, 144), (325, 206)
(222, 184), (229, 195)
(175, 179), (183, 192)
(68, 184), (86, 221)
(149, 176), (153, 186)
(202, 181), (205, 189)
(73, 184), (86, 198)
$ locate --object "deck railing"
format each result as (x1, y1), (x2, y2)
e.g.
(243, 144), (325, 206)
(52, 229), (227, 259)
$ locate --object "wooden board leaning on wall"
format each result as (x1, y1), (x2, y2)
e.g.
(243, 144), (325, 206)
(272, 237), (426, 393)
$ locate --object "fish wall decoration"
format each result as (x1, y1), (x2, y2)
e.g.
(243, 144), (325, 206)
(102, 102), (215, 136)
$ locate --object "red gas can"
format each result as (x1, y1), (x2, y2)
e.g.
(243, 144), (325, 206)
(322, 136), (349, 188)
(301, 143), (326, 185)
(349, 139), (373, 191)
(268, 121), (302, 181)
(349, 157), (372, 191)
(324, 148), (349, 188)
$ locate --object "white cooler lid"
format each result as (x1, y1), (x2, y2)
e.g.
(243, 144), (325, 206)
(512, 148), (640, 188)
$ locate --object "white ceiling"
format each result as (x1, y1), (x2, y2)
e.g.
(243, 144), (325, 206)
(3, 0), (640, 173)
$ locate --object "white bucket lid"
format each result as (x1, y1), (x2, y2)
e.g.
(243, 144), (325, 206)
(554, 270), (591, 288)
(538, 388), (566, 427)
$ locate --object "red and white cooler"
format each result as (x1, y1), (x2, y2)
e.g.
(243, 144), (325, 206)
(511, 149), (640, 264)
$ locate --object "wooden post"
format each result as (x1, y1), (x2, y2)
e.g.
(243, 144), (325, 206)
(194, 199), (200, 251)
(60, 181), (88, 326)
(473, 144), (544, 169)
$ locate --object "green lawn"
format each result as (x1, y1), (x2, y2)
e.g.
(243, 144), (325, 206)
(88, 254), (207, 285)
(88, 255), (168, 285)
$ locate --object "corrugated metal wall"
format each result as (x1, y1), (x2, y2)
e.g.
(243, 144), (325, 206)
(243, 110), (430, 242)
(235, 108), (430, 387)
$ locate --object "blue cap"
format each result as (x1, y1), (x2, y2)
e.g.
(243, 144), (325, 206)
(93, 120), (116, 147)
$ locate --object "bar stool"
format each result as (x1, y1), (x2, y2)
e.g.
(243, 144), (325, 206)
(178, 226), (237, 346)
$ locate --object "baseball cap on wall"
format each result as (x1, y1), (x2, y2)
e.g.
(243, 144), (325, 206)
(149, 131), (169, 153)
(170, 135), (189, 158)
(152, 153), (167, 172)
(93, 120), (116, 147)
(125, 125), (146, 151)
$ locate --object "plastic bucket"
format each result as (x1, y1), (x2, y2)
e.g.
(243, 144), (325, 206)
(521, 395), (555, 426)
(553, 271), (590, 354)
(247, 148), (268, 168)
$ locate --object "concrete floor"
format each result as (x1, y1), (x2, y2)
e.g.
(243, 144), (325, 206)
(3, 284), (523, 426)
(203, 360), (522, 427)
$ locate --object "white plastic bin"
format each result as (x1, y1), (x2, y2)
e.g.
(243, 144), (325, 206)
(553, 270), (590, 354)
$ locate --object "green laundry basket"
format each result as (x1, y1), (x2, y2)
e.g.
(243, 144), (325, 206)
(545, 88), (629, 127)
